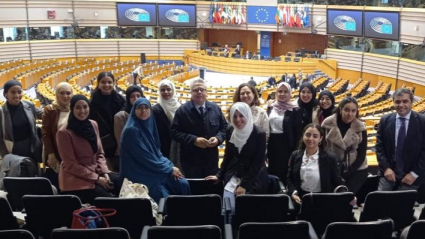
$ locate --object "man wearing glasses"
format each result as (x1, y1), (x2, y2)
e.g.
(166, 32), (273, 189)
(171, 78), (227, 178)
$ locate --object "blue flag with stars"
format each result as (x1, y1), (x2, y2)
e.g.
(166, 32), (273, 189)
(247, 6), (277, 24)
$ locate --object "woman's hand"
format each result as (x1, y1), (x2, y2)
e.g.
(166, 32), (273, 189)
(235, 186), (246, 195)
(205, 175), (218, 181)
(103, 173), (110, 183)
(96, 176), (111, 189)
(47, 154), (59, 169)
(267, 99), (274, 107)
(292, 194), (301, 204)
(172, 167), (184, 180)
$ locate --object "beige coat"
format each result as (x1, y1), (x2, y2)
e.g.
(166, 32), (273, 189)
(322, 114), (368, 171)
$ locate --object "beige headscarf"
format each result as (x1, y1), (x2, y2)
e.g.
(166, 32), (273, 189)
(52, 82), (73, 112)
(157, 79), (181, 122)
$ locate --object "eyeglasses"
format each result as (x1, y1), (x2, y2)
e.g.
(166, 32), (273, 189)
(192, 88), (206, 93)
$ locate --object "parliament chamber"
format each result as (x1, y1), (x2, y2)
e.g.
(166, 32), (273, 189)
(1, 0), (425, 238)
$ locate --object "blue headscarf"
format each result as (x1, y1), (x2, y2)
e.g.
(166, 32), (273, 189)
(119, 98), (174, 191)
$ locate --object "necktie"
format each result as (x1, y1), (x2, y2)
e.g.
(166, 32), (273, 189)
(199, 106), (204, 118)
(396, 117), (406, 174)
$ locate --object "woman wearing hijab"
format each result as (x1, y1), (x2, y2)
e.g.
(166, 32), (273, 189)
(152, 79), (181, 167)
(233, 83), (269, 139)
(42, 82), (74, 173)
(267, 82), (303, 183)
(317, 90), (335, 125)
(120, 98), (190, 203)
(114, 85), (144, 156)
(90, 72), (125, 171)
(57, 95), (119, 204)
(298, 82), (320, 128)
(206, 102), (268, 209)
(0, 80), (43, 162)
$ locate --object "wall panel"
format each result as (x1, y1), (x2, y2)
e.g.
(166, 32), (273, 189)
(312, 5), (327, 35)
(398, 59), (425, 86)
(362, 53), (398, 79)
(0, 42), (31, 62)
(27, 0), (73, 27)
(0, 0), (28, 27)
(272, 32), (327, 56)
(204, 29), (258, 54)
(73, 1), (117, 26)
(326, 49), (363, 72)
(400, 9), (425, 44)
(30, 40), (76, 59)
(76, 40), (118, 57)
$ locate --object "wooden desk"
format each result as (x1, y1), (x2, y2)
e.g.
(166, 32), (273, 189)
(186, 52), (316, 77)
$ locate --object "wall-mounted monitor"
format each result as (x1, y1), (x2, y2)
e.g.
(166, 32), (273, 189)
(157, 4), (196, 27)
(364, 11), (399, 41)
(116, 3), (157, 26)
(327, 9), (363, 37)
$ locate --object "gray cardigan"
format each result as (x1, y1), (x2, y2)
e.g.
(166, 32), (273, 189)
(0, 100), (43, 161)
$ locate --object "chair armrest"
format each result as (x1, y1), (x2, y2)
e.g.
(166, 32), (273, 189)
(224, 197), (232, 224)
(224, 224), (233, 239)
(158, 198), (165, 215)
(140, 225), (150, 239)
(278, 181), (287, 194)
(307, 221), (318, 239)
(287, 196), (295, 211)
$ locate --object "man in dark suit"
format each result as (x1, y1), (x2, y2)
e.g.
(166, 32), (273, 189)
(171, 78), (227, 178)
(376, 88), (425, 191)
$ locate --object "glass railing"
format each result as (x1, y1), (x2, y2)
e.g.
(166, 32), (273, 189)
(401, 43), (425, 62)
(328, 35), (401, 57)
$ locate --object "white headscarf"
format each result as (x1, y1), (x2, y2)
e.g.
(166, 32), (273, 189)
(229, 102), (254, 153)
(157, 79), (181, 122)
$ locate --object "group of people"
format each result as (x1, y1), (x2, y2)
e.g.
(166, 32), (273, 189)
(0, 72), (424, 208)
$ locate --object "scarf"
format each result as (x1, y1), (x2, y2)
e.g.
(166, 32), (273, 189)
(229, 102), (254, 153)
(272, 82), (298, 113)
(52, 82), (73, 112)
(157, 79), (181, 122)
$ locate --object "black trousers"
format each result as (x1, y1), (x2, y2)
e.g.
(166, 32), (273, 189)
(62, 173), (121, 204)
(345, 168), (368, 195)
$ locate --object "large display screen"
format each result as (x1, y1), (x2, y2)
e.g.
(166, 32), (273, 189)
(327, 9), (363, 37)
(364, 11), (400, 41)
(116, 3), (157, 26)
(157, 4), (196, 27)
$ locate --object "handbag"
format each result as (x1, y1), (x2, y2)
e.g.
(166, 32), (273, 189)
(119, 178), (162, 225)
(71, 206), (116, 229)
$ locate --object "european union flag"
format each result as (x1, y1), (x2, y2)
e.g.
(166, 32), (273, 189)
(138, 13), (150, 22)
(178, 14), (189, 23)
(247, 6), (277, 25)
(381, 24), (392, 34)
(345, 22), (356, 31)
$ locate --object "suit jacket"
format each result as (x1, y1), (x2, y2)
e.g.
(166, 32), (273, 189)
(0, 100), (43, 162)
(56, 120), (110, 191)
(216, 125), (268, 193)
(376, 111), (425, 184)
(171, 100), (227, 168)
(287, 149), (344, 196)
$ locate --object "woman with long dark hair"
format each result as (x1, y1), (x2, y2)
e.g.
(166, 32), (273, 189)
(317, 90), (335, 125)
(298, 82), (319, 128)
(90, 72), (125, 171)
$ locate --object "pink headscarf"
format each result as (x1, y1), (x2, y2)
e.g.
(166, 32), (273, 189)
(272, 82), (298, 112)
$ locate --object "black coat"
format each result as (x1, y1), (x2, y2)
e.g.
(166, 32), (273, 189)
(216, 125), (268, 193)
(376, 111), (425, 185)
(287, 149), (344, 196)
(89, 90), (125, 157)
(170, 100), (227, 175)
(152, 104), (172, 158)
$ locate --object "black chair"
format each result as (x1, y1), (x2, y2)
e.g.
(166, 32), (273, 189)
(238, 221), (318, 239)
(93, 197), (155, 239)
(232, 194), (293, 228)
(284, 57), (291, 62)
(186, 178), (224, 196)
(0, 197), (19, 230)
(0, 229), (35, 239)
(400, 220), (425, 239)
(356, 174), (379, 205)
(51, 227), (130, 239)
(294, 57), (301, 62)
(297, 192), (356, 236)
(160, 195), (225, 229)
(322, 219), (394, 239)
(359, 190), (417, 231)
(419, 206), (425, 220)
(3, 177), (55, 211)
(267, 175), (285, 194)
(141, 225), (227, 239)
(22, 195), (82, 239)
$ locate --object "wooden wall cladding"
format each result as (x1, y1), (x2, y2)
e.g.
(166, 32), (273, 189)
(272, 33), (328, 57)
(203, 29), (258, 54)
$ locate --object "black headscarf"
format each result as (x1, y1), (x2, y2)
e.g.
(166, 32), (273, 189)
(67, 95), (98, 153)
(318, 90), (335, 119)
(124, 85), (144, 113)
(3, 80), (22, 96)
(298, 82), (318, 125)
